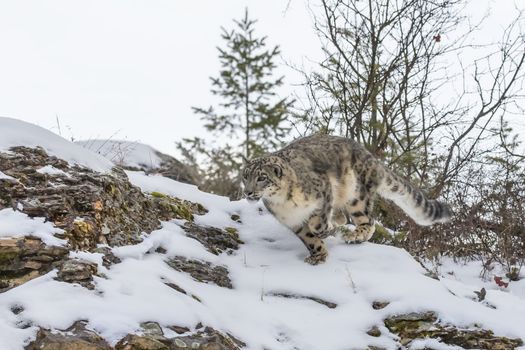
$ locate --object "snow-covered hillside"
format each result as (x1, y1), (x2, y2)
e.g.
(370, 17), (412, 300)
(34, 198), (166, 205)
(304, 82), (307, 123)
(76, 139), (199, 185)
(0, 117), (112, 172)
(1, 118), (524, 350)
(76, 140), (164, 169)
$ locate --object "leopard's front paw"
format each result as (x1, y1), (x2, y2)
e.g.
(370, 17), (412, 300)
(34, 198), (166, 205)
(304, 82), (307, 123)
(304, 252), (328, 265)
(342, 224), (375, 244)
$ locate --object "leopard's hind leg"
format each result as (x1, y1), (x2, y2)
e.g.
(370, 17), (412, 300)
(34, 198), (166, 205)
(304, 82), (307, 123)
(342, 196), (375, 243)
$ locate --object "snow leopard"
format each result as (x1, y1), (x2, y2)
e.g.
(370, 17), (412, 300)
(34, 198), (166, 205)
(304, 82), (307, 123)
(242, 134), (452, 265)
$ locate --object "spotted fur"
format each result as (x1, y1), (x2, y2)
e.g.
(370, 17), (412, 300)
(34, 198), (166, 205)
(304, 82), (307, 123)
(242, 134), (452, 264)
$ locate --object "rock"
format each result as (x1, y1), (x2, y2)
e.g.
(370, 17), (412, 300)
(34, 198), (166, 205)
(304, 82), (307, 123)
(155, 247), (167, 254)
(0, 237), (68, 292)
(372, 301), (390, 310)
(166, 256), (232, 289)
(163, 281), (202, 302)
(265, 292), (337, 309)
(475, 287), (487, 302)
(230, 214), (241, 223)
(56, 259), (98, 289)
(163, 281), (188, 295)
(384, 311), (524, 349)
(10, 304), (24, 315)
(168, 327), (244, 350)
(75, 140), (200, 186)
(366, 326), (381, 337)
(115, 334), (168, 350)
(182, 223), (242, 255)
(140, 322), (164, 338)
(65, 217), (100, 251)
(0, 146), (216, 295)
(26, 321), (111, 350)
(0, 147), (207, 251)
(27, 323), (242, 350)
(149, 191), (208, 222)
(115, 327), (243, 350)
(92, 246), (122, 268)
(0, 147), (156, 248)
(153, 150), (200, 185)
(167, 325), (191, 335)
(385, 311), (438, 325)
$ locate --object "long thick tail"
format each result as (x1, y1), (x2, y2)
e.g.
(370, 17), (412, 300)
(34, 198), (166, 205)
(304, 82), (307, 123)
(377, 171), (452, 226)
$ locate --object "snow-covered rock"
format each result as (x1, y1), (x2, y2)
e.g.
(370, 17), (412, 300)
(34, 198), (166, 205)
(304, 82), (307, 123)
(76, 139), (199, 185)
(0, 117), (113, 172)
(76, 140), (164, 169)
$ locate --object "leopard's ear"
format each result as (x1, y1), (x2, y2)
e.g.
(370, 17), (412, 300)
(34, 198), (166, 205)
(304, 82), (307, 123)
(272, 164), (282, 178)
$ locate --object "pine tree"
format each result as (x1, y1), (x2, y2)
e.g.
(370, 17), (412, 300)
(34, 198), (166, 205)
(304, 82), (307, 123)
(192, 9), (293, 160)
(178, 10), (293, 198)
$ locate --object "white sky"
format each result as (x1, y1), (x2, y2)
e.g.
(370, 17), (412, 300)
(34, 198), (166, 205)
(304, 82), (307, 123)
(0, 0), (522, 156)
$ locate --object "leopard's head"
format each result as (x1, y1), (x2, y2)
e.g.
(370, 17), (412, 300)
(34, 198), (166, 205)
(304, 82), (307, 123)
(242, 156), (285, 202)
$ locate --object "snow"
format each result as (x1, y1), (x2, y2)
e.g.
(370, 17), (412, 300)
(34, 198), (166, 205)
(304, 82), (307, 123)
(125, 171), (218, 205)
(427, 257), (525, 307)
(1, 171), (524, 350)
(125, 171), (233, 228)
(0, 209), (65, 246)
(36, 165), (69, 177)
(0, 171), (14, 180)
(0, 117), (113, 172)
(410, 339), (465, 350)
(76, 140), (163, 169)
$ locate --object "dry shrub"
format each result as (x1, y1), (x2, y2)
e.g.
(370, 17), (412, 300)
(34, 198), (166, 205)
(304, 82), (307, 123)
(378, 158), (525, 280)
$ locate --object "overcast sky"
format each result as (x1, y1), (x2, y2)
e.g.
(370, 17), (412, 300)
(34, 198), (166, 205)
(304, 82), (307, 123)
(0, 0), (522, 156)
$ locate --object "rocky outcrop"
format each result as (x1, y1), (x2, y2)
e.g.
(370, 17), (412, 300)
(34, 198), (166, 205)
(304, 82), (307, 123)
(0, 146), (206, 248)
(115, 334), (168, 350)
(182, 223), (242, 255)
(166, 256), (233, 289)
(56, 258), (98, 289)
(1, 146), (245, 349)
(93, 246), (122, 268)
(168, 327), (245, 350)
(0, 147), (207, 291)
(75, 140), (200, 185)
(114, 326), (244, 350)
(0, 237), (68, 292)
(152, 151), (200, 186)
(27, 323), (243, 350)
(150, 191), (208, 222)
(26, 321), (112, 350)
(384, 311), (523, 349)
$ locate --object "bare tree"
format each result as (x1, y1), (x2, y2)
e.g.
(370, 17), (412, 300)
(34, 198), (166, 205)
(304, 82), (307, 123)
(434, 13), (525, 194)
(294, 0), (525, 276)
(295, 0), (525, 193)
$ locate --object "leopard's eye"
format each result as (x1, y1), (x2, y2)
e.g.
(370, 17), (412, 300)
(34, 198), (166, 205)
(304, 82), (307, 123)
(257, 175), (267, 182)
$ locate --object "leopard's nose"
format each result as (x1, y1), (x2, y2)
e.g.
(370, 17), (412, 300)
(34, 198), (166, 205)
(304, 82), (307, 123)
(246, 191), (254, 197)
